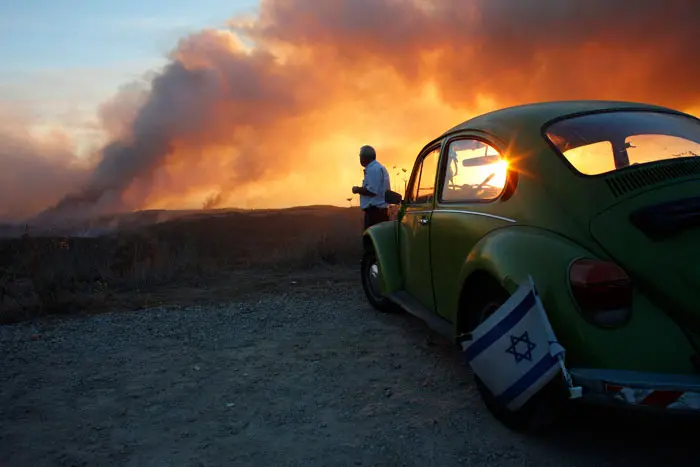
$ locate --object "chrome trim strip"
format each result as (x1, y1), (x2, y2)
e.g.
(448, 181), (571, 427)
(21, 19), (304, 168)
(435, 209), (517, 223)
(403, 210), (432, 215)
(402, 208), (517, 223)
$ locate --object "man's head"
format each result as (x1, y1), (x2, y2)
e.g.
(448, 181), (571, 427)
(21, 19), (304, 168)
(359, 145), (376, 167)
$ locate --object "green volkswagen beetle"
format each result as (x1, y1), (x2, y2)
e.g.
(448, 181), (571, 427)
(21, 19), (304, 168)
(361, 100), (700, 431)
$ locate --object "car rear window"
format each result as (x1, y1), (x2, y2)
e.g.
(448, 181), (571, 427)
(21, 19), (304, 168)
(544, 111), (700, 176)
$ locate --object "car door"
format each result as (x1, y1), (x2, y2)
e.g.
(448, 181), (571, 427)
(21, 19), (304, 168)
(430, 135), (513, 322)
(399, 144), (442, 312)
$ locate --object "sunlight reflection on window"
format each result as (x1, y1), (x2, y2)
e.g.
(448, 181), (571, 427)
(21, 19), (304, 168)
(546, 111), (700, 175)
(442, 140), (508, 201)
(562, 141), (615, 175)
(625, 135), (700, 166)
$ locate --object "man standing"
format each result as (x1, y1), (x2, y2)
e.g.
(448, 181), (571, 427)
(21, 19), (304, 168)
(352, 145), (391, 230)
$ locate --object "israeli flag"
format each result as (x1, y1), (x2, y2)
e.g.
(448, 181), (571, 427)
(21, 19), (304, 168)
(460, 277), (570, 411)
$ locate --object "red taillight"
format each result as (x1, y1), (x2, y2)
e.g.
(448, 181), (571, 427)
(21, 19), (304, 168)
(569, 259), (633, 326)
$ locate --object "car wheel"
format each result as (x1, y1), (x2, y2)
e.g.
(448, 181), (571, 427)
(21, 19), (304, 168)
(361, 247), (395, 313)
(467, 281), (567, 433)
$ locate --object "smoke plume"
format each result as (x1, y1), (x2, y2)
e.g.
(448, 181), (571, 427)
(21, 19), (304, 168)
(5, 0), (700, 224)
(0, 110), (91, 222)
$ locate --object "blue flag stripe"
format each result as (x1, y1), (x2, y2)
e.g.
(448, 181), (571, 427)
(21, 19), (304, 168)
(495, 352), (559, 407)
(463, 290), (536, 362)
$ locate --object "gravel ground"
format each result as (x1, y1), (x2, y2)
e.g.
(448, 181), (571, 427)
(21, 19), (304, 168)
(1, 268), (697, 466)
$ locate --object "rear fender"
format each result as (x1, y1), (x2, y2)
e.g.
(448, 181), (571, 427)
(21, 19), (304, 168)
(363, 220), (402, 294)
(458, 227), (589, 309)
(455, 226), (695, 373)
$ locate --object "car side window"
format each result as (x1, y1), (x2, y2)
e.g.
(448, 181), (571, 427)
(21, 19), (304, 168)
(408, 148), (440, 205)
(441, 139), (508, 202)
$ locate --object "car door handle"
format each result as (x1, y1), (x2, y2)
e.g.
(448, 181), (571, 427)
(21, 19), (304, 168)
(419, 217), (430, 225)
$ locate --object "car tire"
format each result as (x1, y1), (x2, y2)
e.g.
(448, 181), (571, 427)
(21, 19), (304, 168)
(361, 247), (395, 313)
(466, 280), (568, 433)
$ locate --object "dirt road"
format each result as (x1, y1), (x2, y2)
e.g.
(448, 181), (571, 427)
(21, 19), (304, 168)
(1, 267), (696, 466)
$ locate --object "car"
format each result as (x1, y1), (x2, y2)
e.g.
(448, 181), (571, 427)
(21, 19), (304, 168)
(361, 100), (700, 432)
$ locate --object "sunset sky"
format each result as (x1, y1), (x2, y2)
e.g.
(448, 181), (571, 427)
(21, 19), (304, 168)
(1, 0), (257, 150)
(2, 0), (700, 223)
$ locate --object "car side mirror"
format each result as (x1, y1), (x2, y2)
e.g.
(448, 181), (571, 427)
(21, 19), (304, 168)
(384, 190), (403, 205)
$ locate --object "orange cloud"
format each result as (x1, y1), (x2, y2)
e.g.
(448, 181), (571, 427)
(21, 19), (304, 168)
(4, 0), (700, 224)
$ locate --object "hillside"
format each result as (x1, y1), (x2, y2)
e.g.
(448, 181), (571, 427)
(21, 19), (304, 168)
(0, 206), (365, 324)
(2, 205), (349, 239)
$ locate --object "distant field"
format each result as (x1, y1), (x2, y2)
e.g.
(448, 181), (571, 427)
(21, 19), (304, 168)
(0, 206), (366, 324)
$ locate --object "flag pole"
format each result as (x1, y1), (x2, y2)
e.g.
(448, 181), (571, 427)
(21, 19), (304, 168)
(527, 275), (583, 400)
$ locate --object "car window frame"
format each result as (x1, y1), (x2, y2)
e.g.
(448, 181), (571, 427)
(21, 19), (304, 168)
(405, 142), (443, 207)
(436, 134), (511, 205)
(541, 108), (700, 180)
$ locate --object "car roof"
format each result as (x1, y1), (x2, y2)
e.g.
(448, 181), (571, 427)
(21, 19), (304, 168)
(440, 100), (685, 141)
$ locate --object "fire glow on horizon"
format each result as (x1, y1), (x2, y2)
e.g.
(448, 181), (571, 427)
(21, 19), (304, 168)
(3, 0), (700, 223)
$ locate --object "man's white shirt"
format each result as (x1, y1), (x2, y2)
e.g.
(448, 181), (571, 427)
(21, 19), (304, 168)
(360, 160), (391, 210)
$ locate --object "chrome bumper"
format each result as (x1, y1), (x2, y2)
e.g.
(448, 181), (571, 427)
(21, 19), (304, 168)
(570, 368), (700, 412)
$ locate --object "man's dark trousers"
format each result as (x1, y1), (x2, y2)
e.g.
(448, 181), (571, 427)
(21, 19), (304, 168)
(363, 206), (390, 230)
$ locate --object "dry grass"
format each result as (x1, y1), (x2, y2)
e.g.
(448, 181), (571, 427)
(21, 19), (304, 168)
(0, 206), (367, 324)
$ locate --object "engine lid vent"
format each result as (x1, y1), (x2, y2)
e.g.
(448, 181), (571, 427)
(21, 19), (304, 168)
(605, 157), (700, 197)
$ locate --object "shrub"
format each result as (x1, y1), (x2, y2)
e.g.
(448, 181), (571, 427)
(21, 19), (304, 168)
(0, 206), (365, 324)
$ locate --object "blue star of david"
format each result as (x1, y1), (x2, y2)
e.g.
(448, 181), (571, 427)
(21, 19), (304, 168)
(505, 331), (537, 363)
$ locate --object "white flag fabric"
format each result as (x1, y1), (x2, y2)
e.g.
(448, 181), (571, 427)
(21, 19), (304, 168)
(461, 277), (566, 411)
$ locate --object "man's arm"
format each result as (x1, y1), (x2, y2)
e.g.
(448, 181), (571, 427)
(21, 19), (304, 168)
(353, 164), (381, 196)
(352, 186), (376, 196)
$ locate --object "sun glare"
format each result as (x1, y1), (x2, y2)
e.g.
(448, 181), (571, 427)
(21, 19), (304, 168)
(451, 145), (509, 189)
(488, 159), (509, 188)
